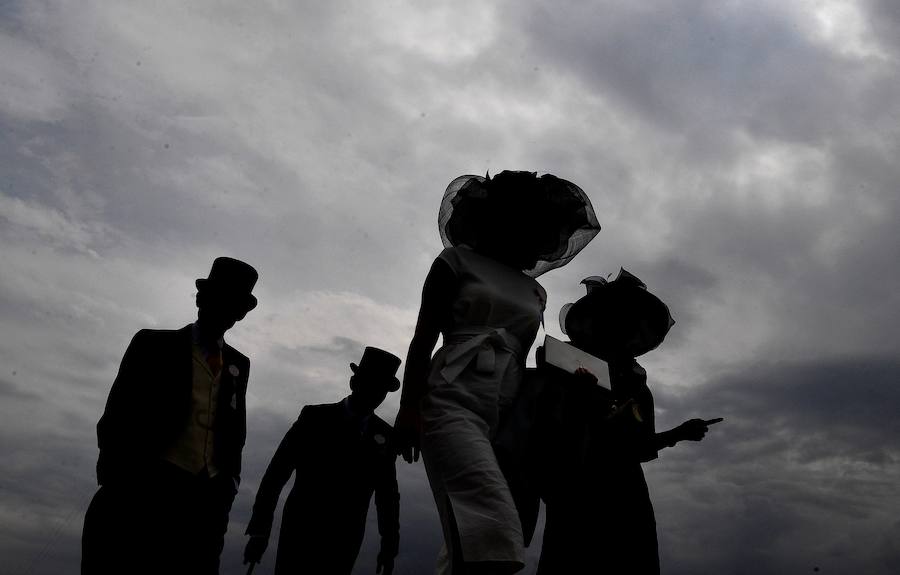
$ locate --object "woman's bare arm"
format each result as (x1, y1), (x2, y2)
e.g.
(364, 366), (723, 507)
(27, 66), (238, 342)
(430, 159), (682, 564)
(394, 257), (457, 463)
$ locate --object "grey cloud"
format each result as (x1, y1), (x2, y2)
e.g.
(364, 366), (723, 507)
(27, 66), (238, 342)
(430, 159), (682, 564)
(682, 356), (900, 462)
(0, 377), (41, 401)
(642, 354), (900, 574)
(519, 1), (892, 149)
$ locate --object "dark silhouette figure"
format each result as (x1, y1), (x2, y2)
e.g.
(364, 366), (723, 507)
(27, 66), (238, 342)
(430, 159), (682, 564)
(499, 270), (721, 574)
(394, 171), (600, 575)
(244, 347), (401, 575)
(81, 257), (259, 575)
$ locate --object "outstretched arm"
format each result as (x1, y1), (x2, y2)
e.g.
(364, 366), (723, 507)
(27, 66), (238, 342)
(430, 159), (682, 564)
(655, 418), (723, 451)
(394, 257), (456, 463)
(244, 410), (307, 564)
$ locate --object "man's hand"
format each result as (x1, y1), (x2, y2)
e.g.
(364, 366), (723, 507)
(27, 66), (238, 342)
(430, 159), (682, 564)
(243, 535), (268, 566)
(394, 404), (423, 463)
(676, 417), (723, 442)
(376, 551), (395, 575)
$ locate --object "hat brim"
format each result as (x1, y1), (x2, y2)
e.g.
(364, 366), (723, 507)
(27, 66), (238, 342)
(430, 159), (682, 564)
(349, 363), (401, 392)
(438, 172), (600, 277)
(196, 278), (258, 312)
(564, 286), (674, 357)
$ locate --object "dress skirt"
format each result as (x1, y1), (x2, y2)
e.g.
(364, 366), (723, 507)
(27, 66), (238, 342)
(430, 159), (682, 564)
(421, 328), (526, 574)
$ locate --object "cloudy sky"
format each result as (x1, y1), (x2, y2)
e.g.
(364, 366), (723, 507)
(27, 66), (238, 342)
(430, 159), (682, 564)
(2, 0), (899, 573)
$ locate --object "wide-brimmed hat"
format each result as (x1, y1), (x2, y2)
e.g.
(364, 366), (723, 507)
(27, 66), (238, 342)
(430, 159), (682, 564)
(195, 257), (258, 313)
(438, 170), (601, 277)
(349, 347), (401, 392)
(560, 269), (675, 358)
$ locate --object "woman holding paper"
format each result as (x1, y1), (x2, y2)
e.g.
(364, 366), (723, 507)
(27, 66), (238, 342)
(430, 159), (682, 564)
(536, 270), (722, 575)
(394, 170), (599, 574)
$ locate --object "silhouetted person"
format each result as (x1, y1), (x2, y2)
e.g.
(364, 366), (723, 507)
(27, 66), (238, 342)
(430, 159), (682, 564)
(243, 347), (401, 575)
(394, 171), (600, 575)
(531, 270), (721, 575)
(81, 257), (259, 574)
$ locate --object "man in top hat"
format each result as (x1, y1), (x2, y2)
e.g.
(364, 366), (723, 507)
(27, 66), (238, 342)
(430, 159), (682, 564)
(243, 347), (401, 575)
(82, 257), (259, 574)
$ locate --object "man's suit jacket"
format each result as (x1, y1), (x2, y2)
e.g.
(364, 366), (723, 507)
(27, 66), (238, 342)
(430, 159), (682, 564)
(247, 401), (400, 574)
(95, 324), (250, 488)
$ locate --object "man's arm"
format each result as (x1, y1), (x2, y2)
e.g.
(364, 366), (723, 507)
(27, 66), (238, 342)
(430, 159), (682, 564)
(246, 409), (306, 537)
(374, 443), (400, 573)
(96, 330), (149, 485)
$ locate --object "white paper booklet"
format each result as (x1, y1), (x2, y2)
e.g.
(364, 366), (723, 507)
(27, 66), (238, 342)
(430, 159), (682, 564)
(543, 335), (611, 390)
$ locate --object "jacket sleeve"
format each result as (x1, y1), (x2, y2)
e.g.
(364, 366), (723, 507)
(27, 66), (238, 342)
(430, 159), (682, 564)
(374, 440), (400, 558)
(246, 409), (306, 537)
(96, 331), (149, 485)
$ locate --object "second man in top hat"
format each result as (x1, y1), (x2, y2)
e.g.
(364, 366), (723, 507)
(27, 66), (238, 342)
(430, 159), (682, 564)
(244, 347), (401, 575)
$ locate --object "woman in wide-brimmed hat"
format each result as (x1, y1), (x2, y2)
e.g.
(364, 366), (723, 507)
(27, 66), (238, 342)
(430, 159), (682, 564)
(394, 170), (600, 574)
(534, 270), (722, 575)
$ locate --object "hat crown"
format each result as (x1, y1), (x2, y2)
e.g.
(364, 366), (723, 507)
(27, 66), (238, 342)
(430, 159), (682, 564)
(203, 257), (258, 292)
(354, 347), (401, 378)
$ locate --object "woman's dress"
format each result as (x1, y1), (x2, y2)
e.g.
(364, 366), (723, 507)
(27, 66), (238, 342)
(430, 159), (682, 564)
(420, 245), (546, 573)
(536, 358), (660, 575)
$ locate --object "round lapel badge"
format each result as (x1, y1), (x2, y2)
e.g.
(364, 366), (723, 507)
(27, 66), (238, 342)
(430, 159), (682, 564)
(228, 365), (240, 377)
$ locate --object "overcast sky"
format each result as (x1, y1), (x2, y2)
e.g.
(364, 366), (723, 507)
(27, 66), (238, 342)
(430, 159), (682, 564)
(2, 1), (899, 573)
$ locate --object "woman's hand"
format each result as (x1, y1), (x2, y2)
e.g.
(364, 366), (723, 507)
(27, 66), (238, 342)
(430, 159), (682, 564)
(394, 404), (423, 463)
(573, 366), (599, 386)
(243, 535), (268, 566)
(675, 417), (723, 442)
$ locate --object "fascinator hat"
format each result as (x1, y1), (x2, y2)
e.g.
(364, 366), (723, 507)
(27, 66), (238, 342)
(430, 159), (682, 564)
(560, 269), (675, 359)
(438, 170), (601, 277)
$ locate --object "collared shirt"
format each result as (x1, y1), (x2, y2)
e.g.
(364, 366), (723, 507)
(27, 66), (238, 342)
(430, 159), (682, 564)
(162, 323), (225, 476)
(191, 322), (224, 358)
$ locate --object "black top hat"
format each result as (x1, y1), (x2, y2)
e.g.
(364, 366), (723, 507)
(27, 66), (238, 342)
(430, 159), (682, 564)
(560, 269), (675, 358)
(195, 257), (259, 313)
(349, 347), (401, 392)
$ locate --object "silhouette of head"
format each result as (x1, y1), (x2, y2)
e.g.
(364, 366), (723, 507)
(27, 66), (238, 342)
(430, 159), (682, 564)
(195, 257), (258, 336)
(439, 170), (600, 276)
(561, 270), (674, 362)
(472, 171), (553, 270)
(348, 347), (401, 414)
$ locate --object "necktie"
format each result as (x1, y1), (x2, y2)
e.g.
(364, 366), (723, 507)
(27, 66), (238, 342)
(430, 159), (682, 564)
(206, 350), (222, 377)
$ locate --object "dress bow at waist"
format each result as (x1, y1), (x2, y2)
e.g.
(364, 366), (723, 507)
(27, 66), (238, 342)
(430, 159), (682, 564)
(439, 328), (524, 384)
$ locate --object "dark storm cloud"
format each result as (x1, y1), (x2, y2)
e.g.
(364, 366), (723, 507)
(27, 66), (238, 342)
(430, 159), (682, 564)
(645, 354), (900, 574)
(688, 356), (900, 463)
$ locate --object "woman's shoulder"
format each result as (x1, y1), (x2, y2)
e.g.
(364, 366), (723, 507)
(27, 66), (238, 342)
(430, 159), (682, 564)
(436, 245), (474, 273)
